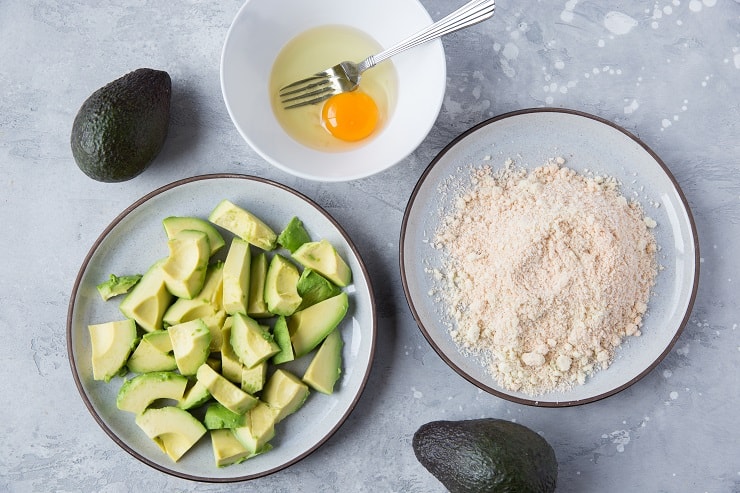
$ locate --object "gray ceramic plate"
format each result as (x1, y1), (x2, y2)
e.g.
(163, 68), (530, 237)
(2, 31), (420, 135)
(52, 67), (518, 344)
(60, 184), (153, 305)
(67, 174), (376, 481)
(400, 108), (699, 407)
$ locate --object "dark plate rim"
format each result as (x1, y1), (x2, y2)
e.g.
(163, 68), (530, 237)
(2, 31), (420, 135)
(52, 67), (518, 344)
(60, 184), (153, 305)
(66, 173), (377, 482)
(399, 107), (700, 407)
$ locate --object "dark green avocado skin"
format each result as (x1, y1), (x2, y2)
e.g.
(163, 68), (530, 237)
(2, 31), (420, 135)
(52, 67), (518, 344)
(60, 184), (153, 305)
(71, 68), (171, 183)
(412, 419), (558, 493)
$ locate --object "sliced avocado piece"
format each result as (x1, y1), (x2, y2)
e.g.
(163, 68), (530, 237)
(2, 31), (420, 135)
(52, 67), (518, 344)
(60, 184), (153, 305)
(247, 252), (271, 318)
(201, 309), (226, 353)
(230, 313), (280, 369)
(261, 369), (310, 423)
(271, 316), (294, 365)
(168, 319), (211, 376)
(277, 216), (311, 253)
(209, 199), (278, 251)
(264, 254), (302, 316)
(127, 331), (177, 374)
(222, 238), (251, 316)
(116, 371), (188, 414)
(119, 258), (172, 333)
(220, 319), (244, 384)
(135, 406), (206, 462)
(177, 379), (212, 410)
(210, 429), (252, 467)
(241, 361), (267, 394)
(88, 319), (138, 381)
(198, 262), (224, 309)
(233, 401), (277, 453)
(71, 68), (171, 183)
(162, 216), (225, 256)
(196, 363), (258, 415)
(161, 229), (211, 299)
(302, 328), (343, 395)
(204, 402), (249, 430)
(412, 419), (558, 493)
(142, 328), (173, 353)
(163, 298), (216, 327)
(296, 268), (341, 310)
(97, 273), (142, 301)
(289, 292), (348, 358)
(292, 239), (352, 287)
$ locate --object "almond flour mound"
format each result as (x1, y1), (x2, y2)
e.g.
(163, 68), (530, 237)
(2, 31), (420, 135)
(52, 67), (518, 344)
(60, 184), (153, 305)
(432, 158), (658, 395)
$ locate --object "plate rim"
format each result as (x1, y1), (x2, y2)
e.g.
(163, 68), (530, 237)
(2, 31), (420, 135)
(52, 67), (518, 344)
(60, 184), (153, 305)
(66, 173), (378, 482)
(399, 107), (700, 407)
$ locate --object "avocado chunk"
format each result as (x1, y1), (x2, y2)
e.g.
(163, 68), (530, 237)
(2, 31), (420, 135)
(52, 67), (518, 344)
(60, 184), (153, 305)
(163, 298), (216, 327)
(196, 363), (258, 415)
(96, 273), (142, 301)
(162, 216), (226, 256)
(135, 406), (206, 462)
(412, 419), (558, 493)
(277, 216), (311, 253)
(270, 316), (294, 365)
(198, 262), (225, 309)
(127, 330), (177, 373)
(289, 292), (348, 358)
(71, 68), (171, 183)
(264, 254), (302, 316)
(119, 258), (172, 332)
(230, 312), (280, 369)
(302, 328), (343, 395)
(241, 361), (267, 394)
(168, 319), (212, 376)
(261, 369), (309, 423)
(161, 229), (211, 299)
(208, 199), (278, 251)
(204, 402), (248, 430)
(292, 239), (352, 287)
(88, 319), (137, 381)
(116, 371), (189, 414)
(233, 401), (278, 453)
(247, 252), (271, 318)
(222, 238), (251, 316)
(296, 268), (341, 310)
(176, 379), (211, 410)
(220, 319), (244, 384)
(210, 429), (271, 467)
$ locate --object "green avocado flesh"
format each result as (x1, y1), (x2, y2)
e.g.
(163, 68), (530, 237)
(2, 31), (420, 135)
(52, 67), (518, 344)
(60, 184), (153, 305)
(412, 419), (558, 493)
(71, 68), (171, 183)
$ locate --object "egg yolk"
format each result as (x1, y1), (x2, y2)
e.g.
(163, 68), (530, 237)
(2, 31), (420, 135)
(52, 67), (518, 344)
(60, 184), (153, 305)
(321, 91), (379, 142)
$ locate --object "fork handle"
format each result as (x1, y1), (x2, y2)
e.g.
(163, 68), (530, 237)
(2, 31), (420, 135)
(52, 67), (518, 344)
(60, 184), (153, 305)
(358, 0), (495, 73)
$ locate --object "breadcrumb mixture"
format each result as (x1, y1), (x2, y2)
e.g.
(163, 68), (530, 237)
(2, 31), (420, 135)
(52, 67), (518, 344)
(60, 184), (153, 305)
(432, 158), (658, 395)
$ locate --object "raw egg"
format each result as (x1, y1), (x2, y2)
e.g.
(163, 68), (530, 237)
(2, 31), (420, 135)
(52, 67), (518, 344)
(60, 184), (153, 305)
(270, 25), (397, 151)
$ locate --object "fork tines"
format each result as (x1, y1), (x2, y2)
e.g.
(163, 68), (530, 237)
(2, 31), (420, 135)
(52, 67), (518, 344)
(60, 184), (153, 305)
(279, 74), (335, 109)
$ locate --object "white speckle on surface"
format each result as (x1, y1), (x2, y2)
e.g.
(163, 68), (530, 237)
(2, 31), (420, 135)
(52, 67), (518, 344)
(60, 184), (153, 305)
(412, 387), (423, 399)
(689, 0), (702, 11)
(663, 369), (673, 378)
(598, 39), (605, 47)
(560, 0), (579, 22)
(604, 11), (638, 35)
(670, 391), (679, 400)
(555, 60), (565, 70)
(703, 0), (716, 6)
(624, 99), (640, 114)
(502, 42), (519, 60)
(662, 118), (672, 128)
(607, 430), (631, 452)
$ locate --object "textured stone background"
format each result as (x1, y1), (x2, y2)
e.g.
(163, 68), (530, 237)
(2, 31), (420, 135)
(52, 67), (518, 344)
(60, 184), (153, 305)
(1, 1), (738, 491)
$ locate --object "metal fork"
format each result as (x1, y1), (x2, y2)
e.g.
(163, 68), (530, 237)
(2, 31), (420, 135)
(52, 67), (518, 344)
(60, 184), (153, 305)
(279, 0), (495, 109)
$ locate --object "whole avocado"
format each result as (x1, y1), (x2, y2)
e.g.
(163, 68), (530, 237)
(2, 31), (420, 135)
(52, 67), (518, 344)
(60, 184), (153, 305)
(412, 419), (558, 493)
(71, 68), (171, 182)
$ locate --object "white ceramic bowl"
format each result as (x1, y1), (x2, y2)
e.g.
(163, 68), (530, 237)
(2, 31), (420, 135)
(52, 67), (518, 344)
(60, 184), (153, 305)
(220, 0), (447, 182)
